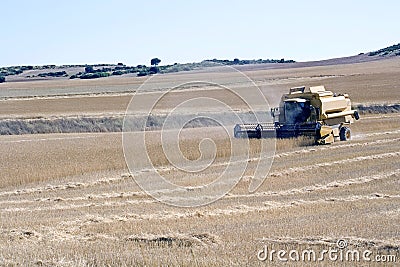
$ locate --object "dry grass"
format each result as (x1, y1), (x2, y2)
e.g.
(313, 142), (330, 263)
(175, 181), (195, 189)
(0, 133), (125, 188)
(0, 126), (319, 189)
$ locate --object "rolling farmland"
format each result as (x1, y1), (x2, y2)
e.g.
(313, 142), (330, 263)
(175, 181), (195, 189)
(0, 58), (399, 266)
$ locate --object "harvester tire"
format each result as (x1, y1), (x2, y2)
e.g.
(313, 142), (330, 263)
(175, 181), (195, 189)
(340, 127), (351, 141)
(255, 124), (262, 139)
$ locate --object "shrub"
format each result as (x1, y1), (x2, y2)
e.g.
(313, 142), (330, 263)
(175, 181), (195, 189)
(85, 65), (94, 73)
(99, 67), (112, 72)
(80, 72), (110, 79)
(42, 65), (56, 69)
(21, 66), (33, 71)
(0, 76), (5, 83)
(137, 70), (149, 77)
(149, 66), (159, 74)
(369, 43), (400, 56)
(38, 71), (67, 77)
(112, 70), (124, 75)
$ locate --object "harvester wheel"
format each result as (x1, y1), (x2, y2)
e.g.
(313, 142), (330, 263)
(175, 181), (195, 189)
(340, 127), (351, 141)
(255, 124), (262, 139)
(234, 131), (240, 138)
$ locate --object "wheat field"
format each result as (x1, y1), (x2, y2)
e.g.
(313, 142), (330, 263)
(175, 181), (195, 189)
(0, 58), (399, 266)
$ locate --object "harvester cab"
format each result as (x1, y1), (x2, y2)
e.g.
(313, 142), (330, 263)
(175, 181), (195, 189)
(235, 85), (360, 144)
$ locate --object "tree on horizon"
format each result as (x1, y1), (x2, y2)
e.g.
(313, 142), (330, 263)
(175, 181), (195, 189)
(151, 58), (161, 66)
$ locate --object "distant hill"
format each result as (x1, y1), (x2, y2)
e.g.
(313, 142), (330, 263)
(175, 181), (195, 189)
(234, 43), (400, 71)
(0, 43), (399, 83)
(0, 58), (295, 83)
(368, 43), (400, 57)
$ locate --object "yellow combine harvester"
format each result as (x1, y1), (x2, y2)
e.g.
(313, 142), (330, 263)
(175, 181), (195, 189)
(234, 85), (360, 144)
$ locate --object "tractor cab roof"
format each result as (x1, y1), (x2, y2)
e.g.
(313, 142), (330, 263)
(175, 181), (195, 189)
(284, 98), (308, 103)
(288, 85), (334, 98)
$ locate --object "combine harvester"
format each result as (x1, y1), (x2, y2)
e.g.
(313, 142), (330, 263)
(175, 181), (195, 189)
(234, 85), (360, 144)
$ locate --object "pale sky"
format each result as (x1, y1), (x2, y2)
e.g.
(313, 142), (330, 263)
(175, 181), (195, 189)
(1, 0), (399, 66)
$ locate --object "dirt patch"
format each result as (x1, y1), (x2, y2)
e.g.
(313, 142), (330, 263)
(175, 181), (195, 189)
(7, 229), (42, 241)
(126, 232), (219, 247)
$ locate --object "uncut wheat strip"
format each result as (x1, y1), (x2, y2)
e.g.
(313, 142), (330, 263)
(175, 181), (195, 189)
(1, 135), (398, 199)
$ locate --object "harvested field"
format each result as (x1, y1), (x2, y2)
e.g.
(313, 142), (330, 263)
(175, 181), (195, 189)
(0, 111), (399, 265)
(0, 58), (399, 266)
(0, 58), (399, 119)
